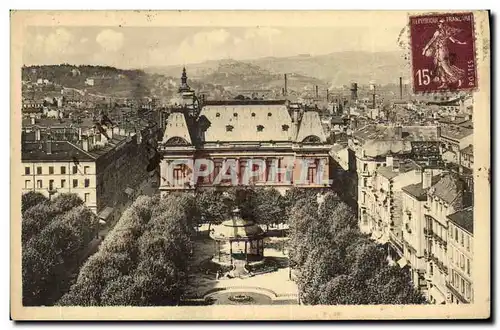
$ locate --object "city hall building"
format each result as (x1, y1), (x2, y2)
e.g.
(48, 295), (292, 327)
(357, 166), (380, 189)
(158, 69), (333, 195)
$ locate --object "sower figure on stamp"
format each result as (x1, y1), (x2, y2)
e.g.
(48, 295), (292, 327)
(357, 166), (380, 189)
(422, 19), (467, 89)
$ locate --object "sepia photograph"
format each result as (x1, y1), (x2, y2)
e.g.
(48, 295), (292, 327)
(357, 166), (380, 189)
(9, 10), (491, 320)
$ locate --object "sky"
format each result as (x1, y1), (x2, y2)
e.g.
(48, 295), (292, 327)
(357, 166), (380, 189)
(23, 25), (406, 69)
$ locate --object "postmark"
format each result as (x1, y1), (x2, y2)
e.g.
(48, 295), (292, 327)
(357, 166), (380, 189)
(409, 12), (477, 93)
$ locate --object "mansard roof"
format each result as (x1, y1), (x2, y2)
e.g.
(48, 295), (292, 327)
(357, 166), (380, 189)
(198, 103), (294, 142)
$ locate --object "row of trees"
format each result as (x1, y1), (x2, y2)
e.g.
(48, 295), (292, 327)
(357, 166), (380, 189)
(195, 186), (323, 231)
(22, 192), (98, 306)
(58, 194), (194, 306)
(288, 192), (427, 305)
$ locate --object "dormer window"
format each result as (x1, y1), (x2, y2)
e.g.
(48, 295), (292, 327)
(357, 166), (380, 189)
(233, 113), (238, 117)
(226, 125), (234, 132)
(282, 124), (289, 131)
(216, 113), (220, 117)
(257, 125), (264, 132)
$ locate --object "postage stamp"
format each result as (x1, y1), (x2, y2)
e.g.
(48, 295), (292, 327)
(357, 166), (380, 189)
(409, 12), (477, 93)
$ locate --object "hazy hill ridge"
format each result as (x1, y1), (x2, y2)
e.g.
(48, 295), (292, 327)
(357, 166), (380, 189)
(146, 51), (408, 88)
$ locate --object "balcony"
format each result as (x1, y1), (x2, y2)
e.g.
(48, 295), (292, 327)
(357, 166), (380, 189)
(429, 253), (448, 274)
(433, 233), (447, 247)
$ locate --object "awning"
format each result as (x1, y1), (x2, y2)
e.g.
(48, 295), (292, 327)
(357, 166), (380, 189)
(124, 187), (135, 196)
(397, 257), (409, 268)
(98, 207), (114, 221)
(429, 286), (446, 304)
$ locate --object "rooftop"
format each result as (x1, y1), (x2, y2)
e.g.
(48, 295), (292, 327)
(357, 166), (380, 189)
(203, 100), (287, 106)
(447, 207), (473, 234)
(22, 134), (130, 162)
(22, 141), (95, 162)
(22, 117), (96, 129)
(440, 125), (473, 141)
(402, 175), (442, 201)
(429, 173), (468, 205)
(199, 103), (294, 142)
(353, 125), (439, 142)
(376, 160), (421, 179)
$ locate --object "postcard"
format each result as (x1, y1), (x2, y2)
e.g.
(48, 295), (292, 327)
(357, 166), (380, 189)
(10, 10), (490, 320)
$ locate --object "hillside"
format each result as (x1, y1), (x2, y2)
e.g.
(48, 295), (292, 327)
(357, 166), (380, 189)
(248, 51), (408, 87)
(147, 51), (409, 89)
(21, 65), (226, 104)
(147, 59), (328, 96)
(22, 65), (151, 100)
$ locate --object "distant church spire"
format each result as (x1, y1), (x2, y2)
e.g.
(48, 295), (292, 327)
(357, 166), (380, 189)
(179, 67), (190, 92)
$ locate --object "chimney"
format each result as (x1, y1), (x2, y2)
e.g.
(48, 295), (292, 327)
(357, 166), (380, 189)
(107, 127), (113, 140)
(82, 136), (89, 151)
(101, 130), (109, 144)
(315, 85), (319, 98)
(422, 168), (432, 189)
(392, 158), (400, 172)
(395, 126), (403, 139)
(284, 74), (288, 97)
(46, 139), (52, 155)
(350, 83), (358, 102)
(372, 91), (376, 109)
(326, 89), (329, 102)
(386, 155), (394, 167)
(282, 87), (285, 96)
(399, 77), (403, 100)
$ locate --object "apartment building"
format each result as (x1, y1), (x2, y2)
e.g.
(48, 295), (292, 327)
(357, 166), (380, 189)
(423, 173), (473, 304)
(447, 206), (474, 304)
(21, 124), (154, 225)
(365, 157), (443, 266)
(348, 125), (441, 235)
(440, 124), (473, 174)
(401, 170), (442, 294)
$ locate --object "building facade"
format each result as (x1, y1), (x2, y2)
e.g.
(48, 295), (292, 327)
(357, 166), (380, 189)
(21, 122), (156, 225)
(401, 170), (442, 294)
(158, 69), (333, 195)
(446, 207), (474, 304)
(423, 173), (472, 304)
(348, 125), (441, 235)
